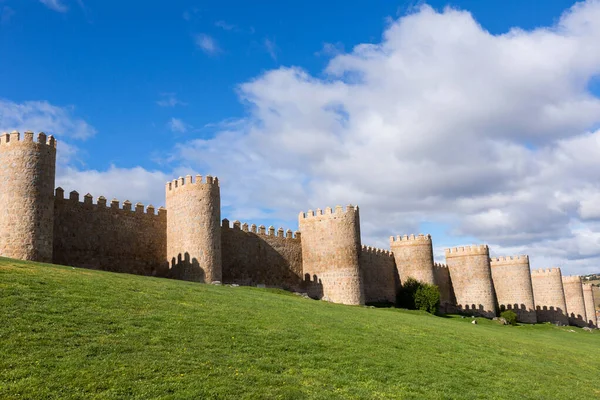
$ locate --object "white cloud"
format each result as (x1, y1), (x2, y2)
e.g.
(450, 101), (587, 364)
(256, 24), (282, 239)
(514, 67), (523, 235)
(0, 99), (96, 139)
(264, 38), (277, 61)
(173, 1), (600, 275)
(215, 20), (236, 31)
(194, 34), (220, 55)
(168, 117), (189, 133)
(157, 93), (186, 108)
(39, 0), (68, 13)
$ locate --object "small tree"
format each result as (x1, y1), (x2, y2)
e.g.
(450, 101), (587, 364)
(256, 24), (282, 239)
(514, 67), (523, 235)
(397, 277), (440, 314)
(500, 310), (518, 326)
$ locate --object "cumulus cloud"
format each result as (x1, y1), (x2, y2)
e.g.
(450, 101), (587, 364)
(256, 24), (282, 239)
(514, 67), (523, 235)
(0, 99), (96, 139)
(195, 34), (220, 55)
(173, 1), (600, 275)
(157, 93), (186, 108)
(39, 0), (68, 13)
(167, 117), (189, 133)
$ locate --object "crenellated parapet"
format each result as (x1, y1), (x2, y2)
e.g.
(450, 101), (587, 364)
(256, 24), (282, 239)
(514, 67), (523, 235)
(531, 267), (561, 276)
(166, 174), (219, 193)
(0, 130), (57, 262)
(298, 204), (358, 219)
(361, 245), (393, 257)
(445, 245), (489, 257)
(221, 218), (301, 240)
(490, 255), (529, 265)
(54, 188), (166, 218)
(389, 233), (432, 244)
(0, 130), (57, 148)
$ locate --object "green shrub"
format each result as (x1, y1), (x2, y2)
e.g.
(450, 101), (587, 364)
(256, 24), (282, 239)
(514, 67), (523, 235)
(500, 310), (518, 326)
(397, 277), (440, 314)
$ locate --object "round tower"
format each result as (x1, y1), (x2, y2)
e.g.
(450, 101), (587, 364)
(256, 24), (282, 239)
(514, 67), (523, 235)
(389, 234), (435, 284)
(530, 268), (569, 325)
(166, 175), (221, 283)
(582, 284), (598, 328)
(562, 275), (588, 327)
(298, 205), (363, 305)
(445, 245), (496, 318)
(490, 255), (536, 323)
(0, 131), (56, 262)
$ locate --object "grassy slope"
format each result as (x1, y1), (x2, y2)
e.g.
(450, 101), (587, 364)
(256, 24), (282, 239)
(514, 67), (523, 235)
(1, 258), (599, 400)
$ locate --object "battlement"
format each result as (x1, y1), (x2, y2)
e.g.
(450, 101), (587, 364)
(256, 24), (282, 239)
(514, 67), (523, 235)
(361, 245), (393, 257)
(434, 262), (448, 269)
(531, 267), (562, 276)
(221, 218), (300, 240)
(166, 174), (219, 192)
(0, 130), (57, 148)
(298, 205), (358, 219)
(55, 188), (165, 217)
(562, 275), (582, 283)
(445, 245), (489, 257)
(490, 255), (529, 266)
(390, 233), (432, 245)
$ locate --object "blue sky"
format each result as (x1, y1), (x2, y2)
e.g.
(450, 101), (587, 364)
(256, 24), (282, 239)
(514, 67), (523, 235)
(3, 0), (600, 274)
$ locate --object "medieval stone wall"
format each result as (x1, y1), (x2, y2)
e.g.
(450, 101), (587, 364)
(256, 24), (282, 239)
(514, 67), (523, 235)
(562, 275), (588, 327)
(389, 234), (435, 284)
(166, 175), (221, 283)
(221, 219), (303, 290)
(0, 131), (56, 262)
(490, 255), (537, 323)
(582, 283), (598, 328)
(445, 245), (496, 318)
(531, 268), (569, 325)
(433, 262), (456, 312)
(360, 245), (397, 305)
(298, 206), (363, 305)
(53, 189), (167, 276)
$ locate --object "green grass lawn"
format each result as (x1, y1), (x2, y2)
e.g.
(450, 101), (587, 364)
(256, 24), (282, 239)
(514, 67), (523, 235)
(1, 258), (599, 399)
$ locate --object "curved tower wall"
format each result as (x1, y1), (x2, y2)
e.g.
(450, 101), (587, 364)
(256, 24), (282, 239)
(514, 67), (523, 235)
(490, 255), (536, 323)
(445, 245), (496, 318)
(582, 284), (597, 328)
(390, 234), (435, 285)
(562, 275), (588, 327)
(0, 131), (56, 262)
(166, 175), (221, 283)
(298, 205), (363, 305)
(531, 268), (569, 325)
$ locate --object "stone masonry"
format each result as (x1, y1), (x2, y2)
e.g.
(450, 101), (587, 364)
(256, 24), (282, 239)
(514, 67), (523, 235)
(582, 284), (598, 328)
(1, 130), (598, 327)
(562, 275), (588, 328)
(531, 268), (569, 325)
(445, 245), (497, 318)
(490, 256), (537, 323)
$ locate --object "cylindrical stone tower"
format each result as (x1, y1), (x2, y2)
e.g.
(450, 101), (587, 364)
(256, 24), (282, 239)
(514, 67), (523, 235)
(166, 175), (221, 283)
(531, 268), (569, 325)
(582, 284), (598, 328)
(298, 205), (363, 305)
(490, 255), (536, 323)
(0, 131), (57, 262)
(562, 275), (588, 327)
(389, 234), (435, 284)
(445, 245), (496, 318)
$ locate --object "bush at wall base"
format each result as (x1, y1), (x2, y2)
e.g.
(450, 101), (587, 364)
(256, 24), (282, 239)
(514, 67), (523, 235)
(397, 277), (441, 314)
(500, 310), (518, 326)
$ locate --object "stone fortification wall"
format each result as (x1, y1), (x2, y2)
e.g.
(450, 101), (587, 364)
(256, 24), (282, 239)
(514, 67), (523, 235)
(531, 268), (569, 325)
(360, 245), (397, 305)
(562, 275), (588, 327)
(490, 255), (536, 323)
(582, 284), (598, 328)
(221, 219), (303, 290)
(445, 245), (497, 318)
(389, 234), (435, 285)
(433, 262), (456, 312)
(53, 189), (167, 276)
(0, 131), (56, 262)
(166, 175), (221, 283)
(298, 205), (363, 305)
